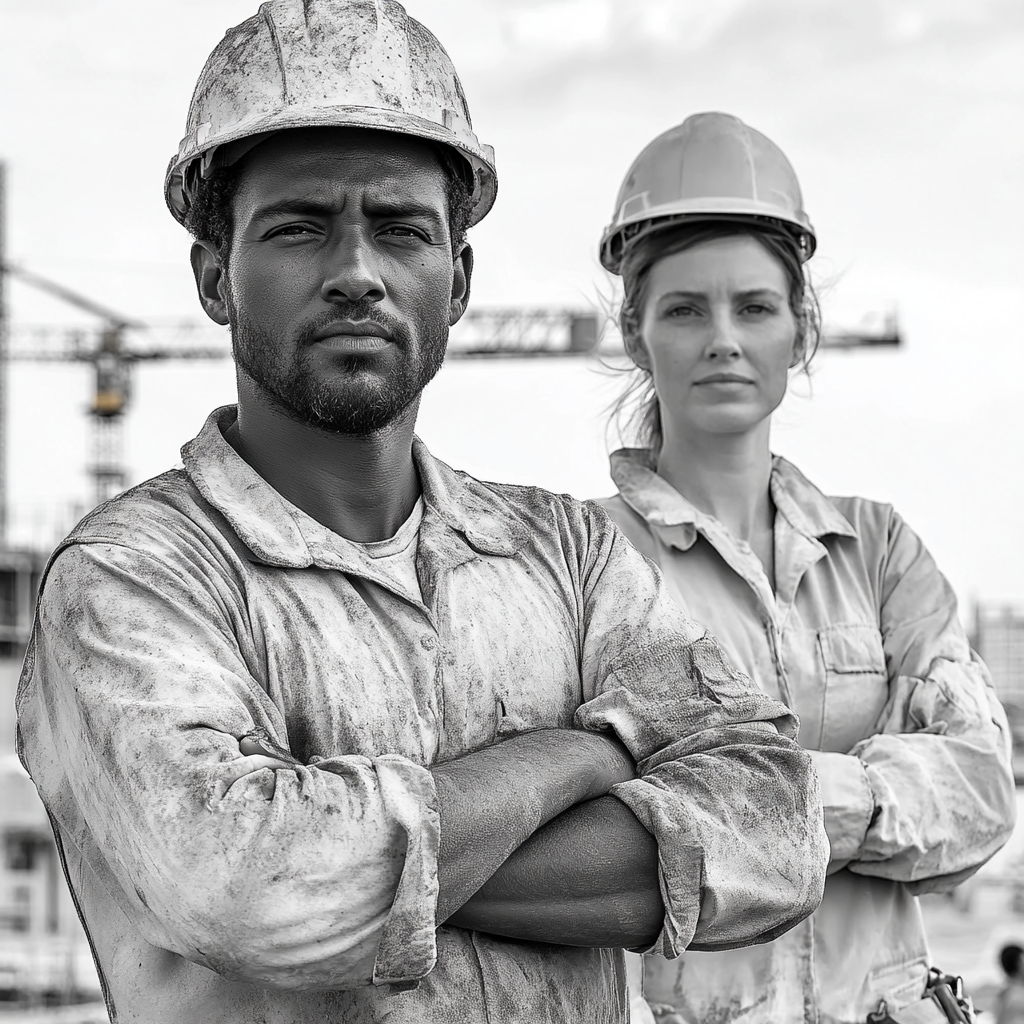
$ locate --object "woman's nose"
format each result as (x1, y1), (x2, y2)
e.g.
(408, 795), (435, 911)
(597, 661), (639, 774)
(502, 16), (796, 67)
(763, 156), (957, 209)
(705, 314), (742, 359)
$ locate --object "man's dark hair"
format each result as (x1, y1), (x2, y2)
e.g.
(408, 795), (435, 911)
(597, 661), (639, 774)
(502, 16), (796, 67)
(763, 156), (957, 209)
(183, 138), (474, 263)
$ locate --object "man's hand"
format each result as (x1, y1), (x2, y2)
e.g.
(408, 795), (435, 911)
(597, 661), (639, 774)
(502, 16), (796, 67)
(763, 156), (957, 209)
(432, 728), (637, 924)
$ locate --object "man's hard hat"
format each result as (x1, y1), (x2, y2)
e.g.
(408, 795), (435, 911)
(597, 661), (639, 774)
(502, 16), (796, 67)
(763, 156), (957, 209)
(165, 0), (497, 228)
(600, 112), (815, 273)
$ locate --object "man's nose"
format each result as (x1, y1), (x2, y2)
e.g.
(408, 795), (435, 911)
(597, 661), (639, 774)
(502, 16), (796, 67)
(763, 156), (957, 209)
(320, 235), (386, 304)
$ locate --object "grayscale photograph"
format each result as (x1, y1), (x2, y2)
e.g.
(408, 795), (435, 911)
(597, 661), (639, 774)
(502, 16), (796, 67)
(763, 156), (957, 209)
(0, 2), (1021, 1022)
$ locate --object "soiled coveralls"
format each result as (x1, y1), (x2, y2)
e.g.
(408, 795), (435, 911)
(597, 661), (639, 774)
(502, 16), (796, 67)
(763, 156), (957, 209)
(601, 450), (1016, 1024)
(16, 408), (829, 1024)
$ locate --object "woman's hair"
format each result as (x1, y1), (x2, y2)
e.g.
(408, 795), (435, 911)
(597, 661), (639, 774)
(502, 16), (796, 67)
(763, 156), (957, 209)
(610, 219), (822, 459)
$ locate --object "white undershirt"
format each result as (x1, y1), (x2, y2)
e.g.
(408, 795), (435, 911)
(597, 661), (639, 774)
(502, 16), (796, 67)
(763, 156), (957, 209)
(351, 497), (424, 603)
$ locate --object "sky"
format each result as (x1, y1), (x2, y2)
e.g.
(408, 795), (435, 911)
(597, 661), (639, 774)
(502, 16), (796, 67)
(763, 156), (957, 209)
(1, 0), (1022, 613)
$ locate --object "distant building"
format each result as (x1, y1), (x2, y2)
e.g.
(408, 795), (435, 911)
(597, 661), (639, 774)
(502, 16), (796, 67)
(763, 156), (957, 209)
(0, 547), (101, 1005)
(0, 754), (101, 1004)
(0, 547), (47, 765)
(975, 603), (1024, 709)
(0, 548), (46, 660)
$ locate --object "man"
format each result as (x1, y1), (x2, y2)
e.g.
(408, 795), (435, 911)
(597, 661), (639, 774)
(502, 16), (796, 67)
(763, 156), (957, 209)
(999, 944), (1024, 1024)
(16, 2), (829, 1022)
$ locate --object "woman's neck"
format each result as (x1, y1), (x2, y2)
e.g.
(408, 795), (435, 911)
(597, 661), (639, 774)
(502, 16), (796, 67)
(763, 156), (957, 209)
(655, 421), (774, 546)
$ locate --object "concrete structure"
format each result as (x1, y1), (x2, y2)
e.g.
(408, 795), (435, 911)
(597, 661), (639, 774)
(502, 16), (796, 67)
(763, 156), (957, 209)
(975, 603), (1024, 708)
(0, 751), (100, 1004)
(972, 602), (1024, 784)
(0, 549), (101, 1005)
(0, 548), (45, 659)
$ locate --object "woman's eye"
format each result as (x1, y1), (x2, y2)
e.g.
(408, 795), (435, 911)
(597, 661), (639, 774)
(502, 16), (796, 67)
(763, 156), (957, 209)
(666, 305), (698, 318)
(742, 303), (775, 316)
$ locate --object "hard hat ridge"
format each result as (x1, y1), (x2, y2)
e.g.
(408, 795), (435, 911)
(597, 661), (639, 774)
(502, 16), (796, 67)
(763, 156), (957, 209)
(165, 0), (497, 227)
(600, 112), (815, 273)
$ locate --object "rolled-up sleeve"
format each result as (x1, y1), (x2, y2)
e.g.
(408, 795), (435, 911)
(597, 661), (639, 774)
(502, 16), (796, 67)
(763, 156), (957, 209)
(18, 541), (440, 990)
(573, 505), (830, 956)
(842, 511), (1015, 889)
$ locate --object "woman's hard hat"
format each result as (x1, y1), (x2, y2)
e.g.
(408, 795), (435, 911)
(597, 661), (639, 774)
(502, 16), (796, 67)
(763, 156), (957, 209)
(600, 112), (816, 273)
(165, 0), (497, 228)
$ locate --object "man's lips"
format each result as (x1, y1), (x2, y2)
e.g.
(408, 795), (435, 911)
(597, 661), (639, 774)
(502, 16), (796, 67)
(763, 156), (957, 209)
(312, 321), (393, 352)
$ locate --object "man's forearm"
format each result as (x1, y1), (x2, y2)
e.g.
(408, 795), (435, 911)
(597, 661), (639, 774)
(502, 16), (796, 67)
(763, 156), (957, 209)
(447, 794), (664, 948)
(432, 730), (635, 923)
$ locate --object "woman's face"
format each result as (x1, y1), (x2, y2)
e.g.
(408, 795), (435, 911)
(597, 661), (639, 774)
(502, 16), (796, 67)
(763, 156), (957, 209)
(632, 234), (799, 441)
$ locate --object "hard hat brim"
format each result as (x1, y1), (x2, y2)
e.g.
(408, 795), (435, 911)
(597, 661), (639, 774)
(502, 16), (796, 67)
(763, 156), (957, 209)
(600, 208), (817, 274)
(165, 106), (497, 229)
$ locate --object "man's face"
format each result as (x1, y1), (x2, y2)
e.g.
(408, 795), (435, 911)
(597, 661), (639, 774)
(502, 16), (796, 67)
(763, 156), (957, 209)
(217, 128), (465, 434)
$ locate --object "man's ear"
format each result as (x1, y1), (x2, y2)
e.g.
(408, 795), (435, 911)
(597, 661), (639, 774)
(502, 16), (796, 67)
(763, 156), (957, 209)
(450, 242), (474, 325)
(190, 241), (230, 326)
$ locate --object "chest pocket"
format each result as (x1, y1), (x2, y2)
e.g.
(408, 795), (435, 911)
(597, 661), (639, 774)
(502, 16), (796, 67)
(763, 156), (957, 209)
(818, 624), (890, 753)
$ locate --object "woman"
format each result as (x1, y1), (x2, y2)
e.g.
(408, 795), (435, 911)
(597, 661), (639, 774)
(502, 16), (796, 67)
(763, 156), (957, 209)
(597, 112), (1015, 1024)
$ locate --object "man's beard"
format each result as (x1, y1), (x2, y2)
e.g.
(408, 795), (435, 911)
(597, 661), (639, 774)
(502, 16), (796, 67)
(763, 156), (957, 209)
(227, 297), (449, 435)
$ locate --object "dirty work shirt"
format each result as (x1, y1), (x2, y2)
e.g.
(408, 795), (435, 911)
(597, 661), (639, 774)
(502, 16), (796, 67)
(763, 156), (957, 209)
(601, 450), (1015, 1024)
(16, 408), (828, 1024)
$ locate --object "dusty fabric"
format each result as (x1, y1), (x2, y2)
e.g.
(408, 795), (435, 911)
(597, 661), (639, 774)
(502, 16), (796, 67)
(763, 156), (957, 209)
(16, 408), (827, 1024)
(601, 449), (1016, 1024)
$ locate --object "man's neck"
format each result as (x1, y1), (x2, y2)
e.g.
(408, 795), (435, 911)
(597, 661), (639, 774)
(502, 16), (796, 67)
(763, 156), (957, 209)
(227, 376), (422, 543)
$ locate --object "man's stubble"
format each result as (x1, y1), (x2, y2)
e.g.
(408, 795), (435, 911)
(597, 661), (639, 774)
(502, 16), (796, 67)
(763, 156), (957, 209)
(226, 290), (450, 436)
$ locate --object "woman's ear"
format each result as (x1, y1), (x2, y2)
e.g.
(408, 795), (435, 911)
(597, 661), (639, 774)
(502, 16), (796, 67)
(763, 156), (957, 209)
(789, 319), (807, 369)
(625, 333), (651, 371)
(622, 313), (651, 371)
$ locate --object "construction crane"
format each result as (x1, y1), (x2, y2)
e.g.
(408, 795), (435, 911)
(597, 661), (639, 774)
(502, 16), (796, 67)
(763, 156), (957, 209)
(3, 298), (899, 513)
(0, 161), (901, 542)
(3, 281), (604, 511)
(4, 263), (151, 508)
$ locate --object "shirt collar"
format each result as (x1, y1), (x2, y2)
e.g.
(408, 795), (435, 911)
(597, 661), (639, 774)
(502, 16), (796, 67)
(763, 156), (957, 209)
(609, 449), (701, 550)
(768, 456), (858, 542)
(181, 406), (518, 569)
(609, 447), (857, 549)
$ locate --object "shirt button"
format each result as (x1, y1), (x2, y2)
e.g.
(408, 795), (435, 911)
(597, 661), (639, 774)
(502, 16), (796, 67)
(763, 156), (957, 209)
(420, 635), (436, 651)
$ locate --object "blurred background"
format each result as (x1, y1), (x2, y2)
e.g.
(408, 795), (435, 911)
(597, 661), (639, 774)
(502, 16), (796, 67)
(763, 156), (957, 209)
(0, 0), (1022, 1018)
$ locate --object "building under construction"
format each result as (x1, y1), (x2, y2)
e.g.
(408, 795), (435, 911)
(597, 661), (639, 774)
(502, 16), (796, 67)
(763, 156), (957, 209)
(975, 604), (1024, 709)
(0, 549), (102, 1007)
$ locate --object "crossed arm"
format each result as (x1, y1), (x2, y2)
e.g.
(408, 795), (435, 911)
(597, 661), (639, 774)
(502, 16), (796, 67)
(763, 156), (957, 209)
(801, 511), (1015, 886)
(29, 524), (825, 986)
(430, 729), (664, 948)
(244, 725), (665, 949)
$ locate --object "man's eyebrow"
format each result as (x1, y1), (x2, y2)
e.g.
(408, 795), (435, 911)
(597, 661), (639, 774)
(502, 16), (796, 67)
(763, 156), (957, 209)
(364, 196), (446, 222)
(250, 197), (338, 221)
(250, 195), (445, 223)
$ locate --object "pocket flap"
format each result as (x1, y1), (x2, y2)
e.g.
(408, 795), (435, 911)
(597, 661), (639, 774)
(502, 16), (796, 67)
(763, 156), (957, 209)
(819, 624), (887, 674)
